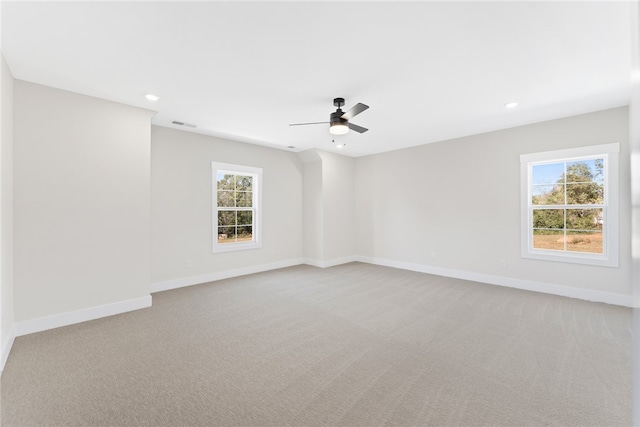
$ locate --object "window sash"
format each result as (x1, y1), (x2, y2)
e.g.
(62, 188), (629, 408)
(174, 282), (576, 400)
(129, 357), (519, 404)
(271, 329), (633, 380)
(520, 143), (619, 267)
(212, 163), (262, 253)
(217, 207), (256, 244)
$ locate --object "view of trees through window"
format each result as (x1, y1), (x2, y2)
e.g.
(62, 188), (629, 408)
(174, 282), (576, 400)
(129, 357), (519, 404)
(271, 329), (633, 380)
(531, 158), (604, 254)
(216, 173), (254, 244)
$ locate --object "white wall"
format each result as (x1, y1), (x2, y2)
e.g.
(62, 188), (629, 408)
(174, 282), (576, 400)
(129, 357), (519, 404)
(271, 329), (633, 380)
(299, 149), (356, 266)
(13, 81), (155, 324)
(355, 107), (631, 301)
(629, 1), (640, 425)
(0, 52), (15, 370)
(318, 151), (355, 262)
(630, 0), (640, 306)
(150, 126), (303, 288)
(301, 152), (323, 261)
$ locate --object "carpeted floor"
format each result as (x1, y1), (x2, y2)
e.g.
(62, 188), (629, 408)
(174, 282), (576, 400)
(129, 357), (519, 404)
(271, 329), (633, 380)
(0, 262), (632, 426)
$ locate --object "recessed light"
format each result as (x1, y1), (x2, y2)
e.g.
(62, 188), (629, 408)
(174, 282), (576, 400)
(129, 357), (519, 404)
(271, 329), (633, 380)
(145, 94), (159, 101)
(505, 102), (519, 109)
(336, 144), (344, 149)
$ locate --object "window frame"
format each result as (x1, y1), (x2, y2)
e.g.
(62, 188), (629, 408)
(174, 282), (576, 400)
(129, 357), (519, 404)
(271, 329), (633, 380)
(520, 143), (619, 267)
(211, 162), (263, 253)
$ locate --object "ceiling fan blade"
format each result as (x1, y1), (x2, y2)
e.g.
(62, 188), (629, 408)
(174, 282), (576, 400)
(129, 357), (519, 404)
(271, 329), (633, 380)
(348, 122), (368, 133)
(289, 121), (329, 126)
(341, 103), (369, 120)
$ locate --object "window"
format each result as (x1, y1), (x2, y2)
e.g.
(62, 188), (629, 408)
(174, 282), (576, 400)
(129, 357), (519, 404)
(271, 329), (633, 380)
(212, 162), (262, 253)
(520, 143), (619, 267)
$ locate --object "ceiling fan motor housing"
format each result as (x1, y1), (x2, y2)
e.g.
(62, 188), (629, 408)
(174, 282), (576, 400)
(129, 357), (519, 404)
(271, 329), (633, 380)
(330, 110), (347, 126)
(329, 108), (349, 135)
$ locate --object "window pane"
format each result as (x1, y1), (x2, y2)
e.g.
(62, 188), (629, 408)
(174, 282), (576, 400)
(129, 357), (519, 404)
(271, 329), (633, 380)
(237, 210), (253, 226)
(218, 226), (236, 244)
(533, 209), (564, 229)
(566, 182), (603, 204)
(218, 210), (236, 227)
(217, 191), (235, 207)
(566, 231), (603, 254)
(532, 163), (564, 185)
(566, 159), (604, 183)
(217, 174), (235, 191)
(532, 184), (564, 205)
(235, 175), (253, 191)
(532, 229), (564, 251)
(237, 226), (253, 242)
(236, 191), (253, 207)
(566, 208), (603, 231)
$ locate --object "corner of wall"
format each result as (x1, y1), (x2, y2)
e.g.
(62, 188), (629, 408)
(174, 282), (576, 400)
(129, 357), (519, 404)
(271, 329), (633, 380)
(630, 0), (640, 309)
(301, 152), (323, 260)
(0, 51), (16, 375)
(303, 256), (357, 268)
(297, 148), (322, 164)
(0, 323), (16, 373)
(628, 2), (640, 426)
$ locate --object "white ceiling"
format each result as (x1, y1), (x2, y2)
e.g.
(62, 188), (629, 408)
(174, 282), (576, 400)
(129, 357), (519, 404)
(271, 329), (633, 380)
(1, 1), (633, 157)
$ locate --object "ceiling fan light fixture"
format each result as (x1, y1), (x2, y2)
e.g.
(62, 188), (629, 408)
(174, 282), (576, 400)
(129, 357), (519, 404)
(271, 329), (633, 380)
(329, 110), (349, 135)
(330, 122), (349, 135)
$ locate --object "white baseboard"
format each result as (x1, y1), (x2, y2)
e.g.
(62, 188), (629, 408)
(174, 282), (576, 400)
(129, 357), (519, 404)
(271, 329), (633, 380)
(1, 324), (16, 373)
(303, 256), (357, 268)
(14, 295), (152, 337)
(5, 254), (631, 358)
(151, 258), (305, 293)
(356, 256), (634, 307)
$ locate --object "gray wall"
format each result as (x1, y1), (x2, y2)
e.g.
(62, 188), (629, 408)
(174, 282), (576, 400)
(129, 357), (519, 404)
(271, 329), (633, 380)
(150, 126), (303, 285)
(13, 81), (155, 322)
(355, 107), (631, 298)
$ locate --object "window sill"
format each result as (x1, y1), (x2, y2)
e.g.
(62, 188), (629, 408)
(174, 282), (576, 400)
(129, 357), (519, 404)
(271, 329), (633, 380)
(212, 241), (262, 253)
(522, 249), (618, 268)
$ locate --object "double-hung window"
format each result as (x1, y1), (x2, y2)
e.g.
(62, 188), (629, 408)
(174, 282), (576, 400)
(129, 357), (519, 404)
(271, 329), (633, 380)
(212, 162), (262, 253)
(520, 143), (619, 267)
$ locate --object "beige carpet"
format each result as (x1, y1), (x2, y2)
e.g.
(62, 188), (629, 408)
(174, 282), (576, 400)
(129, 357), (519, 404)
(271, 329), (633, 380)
(0, 262), (632, 426)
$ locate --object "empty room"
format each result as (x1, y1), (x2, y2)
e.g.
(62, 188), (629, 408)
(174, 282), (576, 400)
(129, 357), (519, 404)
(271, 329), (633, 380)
(1, 1), (639, 426)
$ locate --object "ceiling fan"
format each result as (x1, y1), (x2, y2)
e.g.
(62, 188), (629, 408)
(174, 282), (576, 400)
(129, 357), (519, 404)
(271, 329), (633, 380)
(289, 98), (369, 135)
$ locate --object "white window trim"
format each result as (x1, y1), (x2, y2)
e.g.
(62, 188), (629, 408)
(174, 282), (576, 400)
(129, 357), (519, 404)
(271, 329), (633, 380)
(212, 162), (263, 253)
(520, 142), (619, 267)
